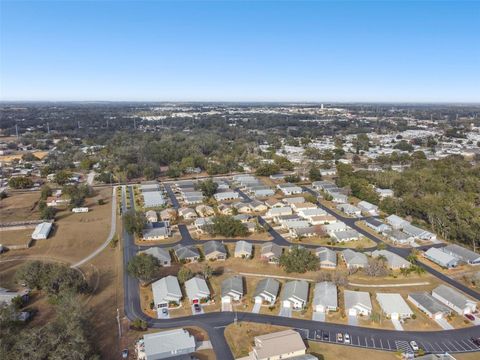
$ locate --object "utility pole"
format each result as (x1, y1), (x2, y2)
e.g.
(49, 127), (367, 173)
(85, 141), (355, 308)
(47, 122), (50, 134)
(134, 118), (136, 130)
(116, 308), (122, 338)
(15, 124), (19, 138)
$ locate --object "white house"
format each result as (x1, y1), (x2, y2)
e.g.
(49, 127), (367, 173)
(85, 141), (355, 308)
(376, 293), (413, 320)
(313, 281), (338, 313)
(344, 290), (372, 316)
(424, 247), (458, 269)
(31, 222), (52, 240)
(184, 277), (210, 304)
(432, 285), (477, 315)
(253, 278), (280, 305)
(152, 276), (182, 313)
(281, 280), (309, 310)
(357, 200), (379, 216)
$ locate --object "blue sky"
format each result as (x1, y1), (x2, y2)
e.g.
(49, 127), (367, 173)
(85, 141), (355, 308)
(1, 0), (479, 102)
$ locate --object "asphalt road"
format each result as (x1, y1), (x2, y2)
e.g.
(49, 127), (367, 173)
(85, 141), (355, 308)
(121, 184), (480, 359)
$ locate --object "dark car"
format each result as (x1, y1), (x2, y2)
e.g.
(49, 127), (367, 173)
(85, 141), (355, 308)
(161, 308), (168, 315)
(121, 349), (129, 359)
(323, 332), (329, 341)
(465, 313), (475, 321)
(194, 303), (201, 313)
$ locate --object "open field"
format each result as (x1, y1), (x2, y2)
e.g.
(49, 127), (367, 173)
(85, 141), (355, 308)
(225, 322), (288, 358)
(0, 150), (49, 163)
(0, 191), (41, 222)
(0, 187), (113, 263)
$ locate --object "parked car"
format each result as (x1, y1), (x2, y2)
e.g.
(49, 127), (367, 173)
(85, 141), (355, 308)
(465, 314), (475, 321)
(471, 337), (480, 346)
(344, 333), (351, 344)
(121, 349), (129, 359)
(194, 304), (201, 313)
(323, 332), (329, 341)
(336, 333), (343, 343)
(410, 341), (419, 351)
(161, 308), (168, 315)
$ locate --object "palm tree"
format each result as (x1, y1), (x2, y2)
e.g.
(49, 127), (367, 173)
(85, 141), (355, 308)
(203, 264), (213, 279)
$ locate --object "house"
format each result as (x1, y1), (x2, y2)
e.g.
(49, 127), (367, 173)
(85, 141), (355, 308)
(71, 207), (89, 213)
(160, 209), (176, 222)
(282, 197), (305, 206)
(233, 201), (253, 214)
(152, 276), (182, 311)
(313, 281), (338, 313)
(214, 191), (239, 202)
(265, 198), (284, 208)
(385, 229), (414, 245)
(441, 244), (480, 265)
(290, 202), (317, 212)
(277, 183), (303, 196)
(341, 249), (368, 269)
(424, 247), (458, 269)
(371, 250), (411, 270)
(407, 292), (452, 319)
(137, 328), (196, 360)
(260, 242), (283, 264)
(364, 218), (391, 233)
(247, 330), (307, 360)
(357, 201), (379, 216)
(282, 220), (311, 231)
(310, 215), (337, 225)
(297, 208), (327, 220)
(221, 276), (243, 301)
(336, 203), (362, 217)
(218, 203), (234, 215)
(323, 221), (349, 234)
(432, 285), (477, 315)
(233, 214), (251, 223)
(142, 190), (166, 208)
(234, 241), (253, 258)
(331, 229), (360, 243)
(195, 204), (215, 217)
(402, 223), (436, 241)
(265, 206), (293, 218)
(178, 207), (197, 220)
(252, 188), (275, 198)
(344, 290), (372, 316)
(139, 247), (171, 267)
(203, 241), (227, 261)
(31, 222), (52, 240)
(173, 244), (200, 263)
(329, 192), (348, 203)
(291, 225), (324, 238)
(386, 215), (408, 230)
(46, 197), (69, 207)
(376, 188), (394, 199)
(0, 288), (29, 307)
(249, 200), (268, 212)
(376, 293), (413, 320)
(315, 247), (337, 268)
(142, 221), (171, 240)
(281, 280), (309, 310)
(146, 210), (158, 223)
(194, 217), (214, 233)
(184, 277), (210, 304)
(253, 278), (280, 305)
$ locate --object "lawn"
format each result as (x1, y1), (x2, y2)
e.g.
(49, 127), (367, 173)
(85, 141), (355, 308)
(307, 341), (398, 360)
(0, 191), (41, 222)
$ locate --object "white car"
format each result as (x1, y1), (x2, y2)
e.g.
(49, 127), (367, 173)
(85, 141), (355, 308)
(410, 341), (419, 351)
(344, 333), (351, 344)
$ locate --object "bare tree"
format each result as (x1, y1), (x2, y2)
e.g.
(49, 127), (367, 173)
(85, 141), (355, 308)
(364, 258), (389, 277)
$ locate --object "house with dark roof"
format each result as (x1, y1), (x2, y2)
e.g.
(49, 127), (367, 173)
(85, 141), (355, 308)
(173, 244), (200, 263)
(253, 278), (280, 305)
(203, 241), (227, 261)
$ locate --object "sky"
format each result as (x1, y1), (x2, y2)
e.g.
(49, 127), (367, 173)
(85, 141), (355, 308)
(1, 0), (479, 102)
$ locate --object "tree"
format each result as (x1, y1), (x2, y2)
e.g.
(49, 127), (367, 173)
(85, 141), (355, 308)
(202, 264), (213, 279)
(40, 205), (56, 220)
(364, 258), (389, 277)
(354, 134), (370, 153)
(284, 174), (301, 183)
(255, 163), (280, 176)
(8, 176), (33, 189)
(197, 178), (218, 198)
(177, 266), (194, 284)
(208, 215), (248, 237)
(308, 166), (322, 181)
(40, 185), (52, 200)
(393, 140), (414, 152)
(279, 246), (318, 273)
(54, 170), (72, 185)
(124, 211), (147, 236)
(127, 254), (159, 284)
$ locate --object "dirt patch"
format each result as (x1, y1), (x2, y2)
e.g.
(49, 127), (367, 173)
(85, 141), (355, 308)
(0, 191), (40, 222)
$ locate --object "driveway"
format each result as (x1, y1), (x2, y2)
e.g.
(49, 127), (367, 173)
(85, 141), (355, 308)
(312, 311), (326, 322)
(348, 315), (358, 326)
(252, 302), (261, 314)
(391, 319), (404, 331)
(435, 318), (454, 330)
(279, 306), (292, 318)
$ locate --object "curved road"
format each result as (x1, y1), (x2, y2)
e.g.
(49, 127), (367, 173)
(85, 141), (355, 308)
(121, 185), (480, 359)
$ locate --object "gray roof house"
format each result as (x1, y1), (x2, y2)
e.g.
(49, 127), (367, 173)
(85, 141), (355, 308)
(364, 218), (391, 233)
(140, 328), (196, 360)
(371, 249), (411, 270)
(344, 290), (372, 316)
(432, 285), (477, 315)
(281, 280), (309, 310)
(184, 277), (210, 304)
(234, 240), (253, 258)
(341, 249), (368, 269)
(221, 276), (244, 301)
(152, 276), (182, 309)
(357, 200), (379, 216)
(424, 247), (458, 269)
(203, 241), (227, 261)
(253, 278), (280, 305)
(376, 293), (413, 320)
(260, 242), (283, 264)
(142, 221), (171, 240)
(386, 215), (408, 229)
(315, 247), (337, 269)
(139, 247), (171, 267)
(441, 244), (480, 265)
(407, 292), (452, 319)
(173, 244), (200, 263)
(331, 229), (360, 243)
(402, 223), (436, 241)
(384, 229), (414, 245)
(31, 222), (53, 240)
(313, 281), (338, 313)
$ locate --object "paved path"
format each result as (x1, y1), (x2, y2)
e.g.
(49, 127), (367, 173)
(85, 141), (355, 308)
(71, 186), (117, 268)
(348, 282), (430, 288)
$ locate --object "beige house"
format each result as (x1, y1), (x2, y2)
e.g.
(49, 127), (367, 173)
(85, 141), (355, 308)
(237, 329), (307, 360)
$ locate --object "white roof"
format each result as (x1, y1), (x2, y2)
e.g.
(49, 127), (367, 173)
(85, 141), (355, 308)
(386, 214), (407, 227)
(313, 281), (337, 309)
(235, 240), (252, 254)
(425, 247), (458, 265)
(344, 290), (372, 311)
(185, 277), (210, 300)
(31, 222), (52, 239)
(143, 329), (195, 358)
(152, 276), (182, 304)
(376, 293), (413, 316)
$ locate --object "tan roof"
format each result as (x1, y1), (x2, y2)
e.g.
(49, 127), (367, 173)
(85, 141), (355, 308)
(253, 329), (306, 359)
(311, 215), (336, 221)
(292, 202), (316, 209)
